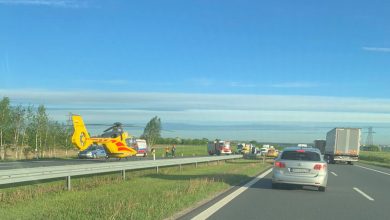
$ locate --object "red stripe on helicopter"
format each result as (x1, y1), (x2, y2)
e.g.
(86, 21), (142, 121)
(111, 140), (116, 143)
(118, 147), (132, 152)
(115, 142), (125, 147)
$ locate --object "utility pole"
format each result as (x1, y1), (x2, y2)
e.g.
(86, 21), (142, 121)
(365, 127), (375, 146)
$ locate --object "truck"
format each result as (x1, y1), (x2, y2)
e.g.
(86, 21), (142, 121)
(236, 143), (254, 154)
(314, 140), (326, 154)
(127, 139), (148, 157)
(324, 128), (361, 164)
(208, 140), (232, 155)
(259, 145), (270, 156)
(266, 147), (279, 158)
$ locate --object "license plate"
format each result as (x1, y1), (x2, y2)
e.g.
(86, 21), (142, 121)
(290, 168), (309, 173)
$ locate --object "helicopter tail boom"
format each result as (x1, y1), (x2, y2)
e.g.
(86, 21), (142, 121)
(71, 115), (92, 151)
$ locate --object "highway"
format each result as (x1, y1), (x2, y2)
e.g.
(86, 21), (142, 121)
(0, 157), (153, 170)
(182, 163), (390, 220)
(0, 155), (215, 170)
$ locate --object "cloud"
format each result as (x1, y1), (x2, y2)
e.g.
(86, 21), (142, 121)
(2, 89), (390, 112)
(0, 0), (87, 8)
(362, 47), (390, 53)
(2, 89), (390, 114)
(190, 78), (256, 88)
(2, 89), (389, 143)
(229, 82), (256, 88)
(77, 79), (130, 85)
(190, 78), (214, 87)
(190, 78), (320, 89)
(270, 82), (321, 88)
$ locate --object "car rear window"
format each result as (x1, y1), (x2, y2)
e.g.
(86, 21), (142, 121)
(281, 151), (321, 161)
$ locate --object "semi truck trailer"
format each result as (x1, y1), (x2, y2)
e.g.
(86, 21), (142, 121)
(325, 128), (361, 164)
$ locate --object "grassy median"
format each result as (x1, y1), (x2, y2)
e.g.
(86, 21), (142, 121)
(0, 159), (271, 220)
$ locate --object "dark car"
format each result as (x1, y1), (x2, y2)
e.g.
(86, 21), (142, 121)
(78, 145), (107, 159)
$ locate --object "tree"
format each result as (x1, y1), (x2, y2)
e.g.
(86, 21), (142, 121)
(142, 116), (161, 147)
(364, 145), (380, 152)
(0, 97), (11, 160)
(33, 105), (48, 158)
(10, 105), (26, 159)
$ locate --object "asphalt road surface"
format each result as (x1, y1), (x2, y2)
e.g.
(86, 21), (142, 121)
(0, 156), (206, 170)
(182, 163), (390, 220)
(0, 157), (153, 170)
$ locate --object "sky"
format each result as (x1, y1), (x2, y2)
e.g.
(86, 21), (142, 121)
(0, 0), (389, 144)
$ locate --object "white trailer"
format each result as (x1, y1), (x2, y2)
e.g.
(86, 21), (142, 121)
(325, 128), (361, 164)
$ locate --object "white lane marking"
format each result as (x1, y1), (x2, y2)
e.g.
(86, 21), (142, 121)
(330, 172), (338, 176)
(353, 187), (375, 201)
(192, 168), (272, 220)
(355, 165), (390, 176)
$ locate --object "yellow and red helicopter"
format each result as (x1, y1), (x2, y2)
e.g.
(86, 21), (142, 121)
(71, 114), (138, 158)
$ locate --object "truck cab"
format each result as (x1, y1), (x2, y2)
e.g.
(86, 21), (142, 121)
(208, 140), (232, 155)
(126, 138), (149, 157)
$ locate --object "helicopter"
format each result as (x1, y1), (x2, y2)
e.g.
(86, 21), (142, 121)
(71, 114), (138, 158)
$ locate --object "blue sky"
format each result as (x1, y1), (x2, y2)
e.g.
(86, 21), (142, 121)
(0, 0), (389, 144)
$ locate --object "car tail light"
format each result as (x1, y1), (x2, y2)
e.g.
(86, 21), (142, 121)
(314, 164), (326, 170)
(275, 161), (286, 168)
(296, 150), (305, 152)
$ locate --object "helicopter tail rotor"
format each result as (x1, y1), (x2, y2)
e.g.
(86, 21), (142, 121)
(71, 115), (92, 151)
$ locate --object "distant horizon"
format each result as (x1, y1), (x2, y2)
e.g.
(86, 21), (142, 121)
(1, 90), (389, 145)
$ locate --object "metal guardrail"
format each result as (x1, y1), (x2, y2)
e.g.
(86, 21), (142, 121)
(0, 155), (242, 190)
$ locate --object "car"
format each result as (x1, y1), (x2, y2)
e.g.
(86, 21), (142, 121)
(272, 147), (328, 192)
(259, 148), (268, 156)
(78, 145), (107, 159)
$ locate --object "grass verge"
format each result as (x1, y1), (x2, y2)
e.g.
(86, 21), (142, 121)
(0, 159), (271, 220)
(150, 145), (209, 158)
(359, 151), (390, 169)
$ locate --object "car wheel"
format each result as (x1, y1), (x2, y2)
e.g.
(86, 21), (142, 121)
(319, 186), (326, 192)
(347, 161), (353, 165)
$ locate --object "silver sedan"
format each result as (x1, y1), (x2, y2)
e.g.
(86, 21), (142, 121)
(272, 147), (328, 192)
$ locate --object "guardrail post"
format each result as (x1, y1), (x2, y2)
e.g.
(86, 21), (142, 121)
(66, 176), (71, 191)
(195, 162), (198, 168)
(156, 166), (159, 174)
(122, 170), (126, 180)
(179, 164), (182, 172)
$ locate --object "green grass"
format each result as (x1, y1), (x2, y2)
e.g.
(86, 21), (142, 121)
(151, 144), (209, 158)
(359, 151), (390, 168)
(0, 159), (271, 220)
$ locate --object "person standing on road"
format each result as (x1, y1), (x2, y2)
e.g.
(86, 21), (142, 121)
(171, 144), (176, 157)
